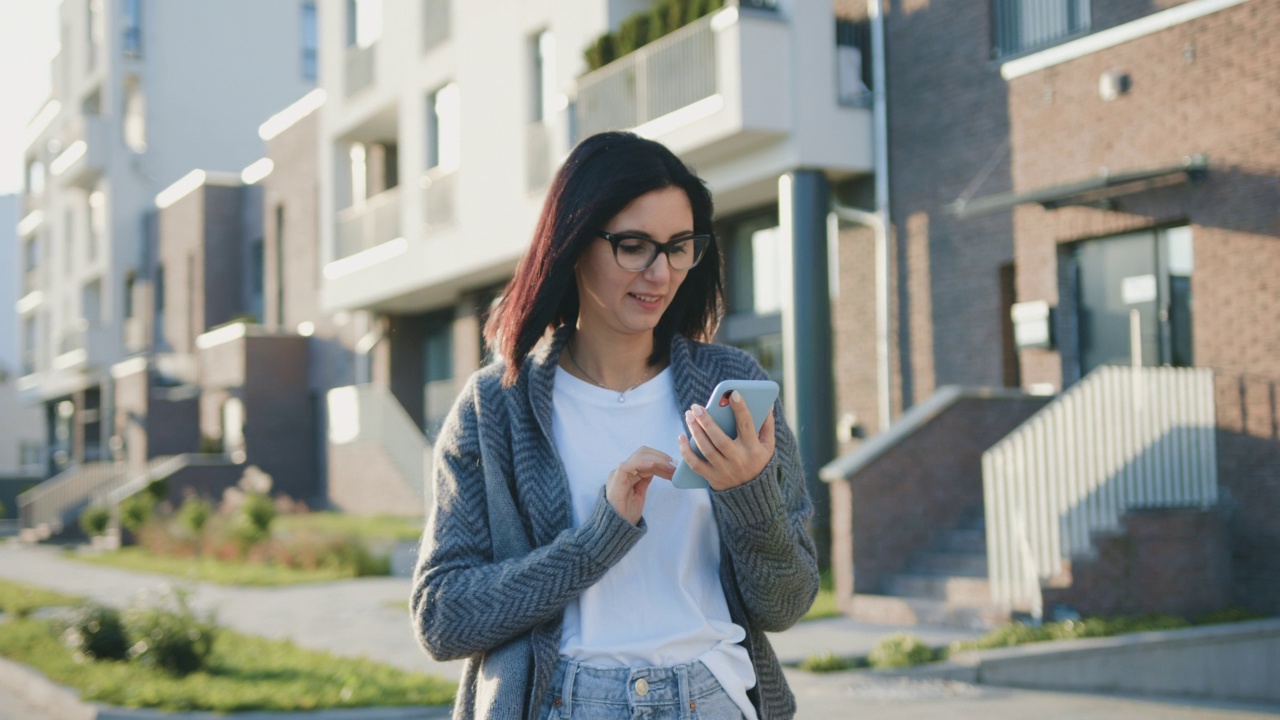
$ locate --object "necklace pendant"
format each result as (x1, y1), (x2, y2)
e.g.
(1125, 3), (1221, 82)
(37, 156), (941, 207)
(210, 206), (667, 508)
(617, 394), (626, 404)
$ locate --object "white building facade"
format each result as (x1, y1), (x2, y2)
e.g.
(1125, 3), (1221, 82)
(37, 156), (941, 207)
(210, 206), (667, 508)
(16, 0), (316, 476)
(314, 0), (873, 534)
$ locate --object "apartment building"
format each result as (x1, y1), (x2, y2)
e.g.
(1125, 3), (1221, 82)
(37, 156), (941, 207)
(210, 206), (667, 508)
(311, 0), (874, 535)
(15, 0), (315, 478)
(1, 195), (45, 488)
(826, 0), (1280, 626)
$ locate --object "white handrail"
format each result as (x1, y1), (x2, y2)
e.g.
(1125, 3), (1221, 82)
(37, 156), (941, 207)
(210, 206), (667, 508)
(983, 365), (1217, 612)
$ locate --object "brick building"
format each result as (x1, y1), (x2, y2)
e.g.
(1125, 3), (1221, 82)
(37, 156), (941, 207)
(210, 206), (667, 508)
(827, 0), (1279, 623)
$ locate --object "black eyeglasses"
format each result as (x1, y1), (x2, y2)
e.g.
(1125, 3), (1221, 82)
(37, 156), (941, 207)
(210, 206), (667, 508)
(596, 230), (711, 272)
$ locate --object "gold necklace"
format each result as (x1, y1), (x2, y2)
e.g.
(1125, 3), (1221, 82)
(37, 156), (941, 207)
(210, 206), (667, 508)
(566, 343), (652, 404)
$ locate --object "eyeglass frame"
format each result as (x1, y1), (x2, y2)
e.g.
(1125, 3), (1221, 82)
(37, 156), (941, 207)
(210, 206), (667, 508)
(595, 230), (712, 272)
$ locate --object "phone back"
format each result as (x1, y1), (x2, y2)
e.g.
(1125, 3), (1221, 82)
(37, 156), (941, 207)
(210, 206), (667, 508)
(672, 379), (779, 489)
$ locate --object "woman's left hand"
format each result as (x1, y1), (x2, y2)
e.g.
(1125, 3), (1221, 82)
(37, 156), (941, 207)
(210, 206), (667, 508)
(678, 390), (776, 491)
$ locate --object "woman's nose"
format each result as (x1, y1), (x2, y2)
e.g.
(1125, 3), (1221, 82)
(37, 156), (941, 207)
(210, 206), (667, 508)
(644, 252), (672, 281)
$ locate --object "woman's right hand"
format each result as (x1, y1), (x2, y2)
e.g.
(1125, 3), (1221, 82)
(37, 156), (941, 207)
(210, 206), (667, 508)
(606, 447), (676, 525)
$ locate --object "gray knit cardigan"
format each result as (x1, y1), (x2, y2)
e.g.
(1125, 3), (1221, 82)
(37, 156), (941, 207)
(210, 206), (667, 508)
(411, 326), (819, 720)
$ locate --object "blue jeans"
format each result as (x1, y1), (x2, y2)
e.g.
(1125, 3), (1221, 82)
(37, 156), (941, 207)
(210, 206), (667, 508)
(536, 657), (748, 720)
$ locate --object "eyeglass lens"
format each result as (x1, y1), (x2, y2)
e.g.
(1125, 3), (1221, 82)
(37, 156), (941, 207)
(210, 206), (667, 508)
(613, 235), (707, 271)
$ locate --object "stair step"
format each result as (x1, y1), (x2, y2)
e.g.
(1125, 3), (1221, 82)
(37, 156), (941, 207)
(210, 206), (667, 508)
(909, 551), (989, 577)
(849, 593), (1008, 630)
(885, 574), (992, 605)
(932, 527), (987, 554)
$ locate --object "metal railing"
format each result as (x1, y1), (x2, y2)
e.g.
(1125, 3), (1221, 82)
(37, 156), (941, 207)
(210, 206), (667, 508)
(345, 43), (376, 97)
(992, 0), (1091, 59)
(983, 365), (1218, 614)
(335, 186), (401, 260)
(575, 11), (718, 139)
(328, 385), (432, 504)
(18, 460), (129, 536)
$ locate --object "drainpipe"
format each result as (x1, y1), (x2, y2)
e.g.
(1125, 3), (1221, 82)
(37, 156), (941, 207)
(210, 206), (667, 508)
(832, 0), (892, 433)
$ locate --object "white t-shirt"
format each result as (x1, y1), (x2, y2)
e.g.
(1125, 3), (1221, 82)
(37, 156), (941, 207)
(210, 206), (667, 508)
(551, 365), (758, 719)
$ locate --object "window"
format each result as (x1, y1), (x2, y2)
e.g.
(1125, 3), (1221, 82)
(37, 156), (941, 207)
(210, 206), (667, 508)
(123, 75), (146, 152)
(274, 206), (285, 328)
(22, 237), (39, 296)
(529, 30), (555, 124)
(122, 0), (141, 58)
(250, 239), (265, 324)
(87, 0), (104, 70)
(82, 279), (102, 327)
(992, 0), (1090, 58)
(301, 1), (318, 79)
(26, 160), (45, 196)
(88, 189), (105, 263)
(346, 0), (381, 48)
(422, 0), (450, 51)
(124, 271), (136, 319)
(720, 210), (786, 391)
(425, 83), (460, 171)
(153, 265), (166, 346)
(21, 317), (37, 376)
(835, 19), (871, 106)
(64, 209), (76, 276)
(422, 312), (454, 437)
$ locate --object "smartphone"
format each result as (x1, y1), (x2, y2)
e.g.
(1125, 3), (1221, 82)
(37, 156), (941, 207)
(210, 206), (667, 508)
(672, 379), (780, 490)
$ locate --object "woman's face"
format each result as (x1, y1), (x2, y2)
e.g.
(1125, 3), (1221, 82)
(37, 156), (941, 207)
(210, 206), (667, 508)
(575, 185), (695, 341)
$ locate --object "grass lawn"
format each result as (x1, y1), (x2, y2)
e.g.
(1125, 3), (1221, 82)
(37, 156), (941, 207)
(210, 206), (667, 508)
(274, 512), (424, 542)
(0, 617), (456, 712)
(66, 547), (362, 587)
(0, 579), (80, 616)
(801, 572), (841, 622)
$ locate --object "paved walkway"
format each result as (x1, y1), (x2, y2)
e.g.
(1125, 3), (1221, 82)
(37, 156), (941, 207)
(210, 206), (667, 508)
(2, 540), (1278, 719)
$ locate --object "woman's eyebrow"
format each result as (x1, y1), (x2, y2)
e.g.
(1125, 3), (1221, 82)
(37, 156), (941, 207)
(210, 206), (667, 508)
(613, 229), (697, 241)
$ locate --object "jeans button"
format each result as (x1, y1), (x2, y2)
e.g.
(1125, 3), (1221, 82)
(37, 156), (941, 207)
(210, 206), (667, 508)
(634, 677), (649, 696)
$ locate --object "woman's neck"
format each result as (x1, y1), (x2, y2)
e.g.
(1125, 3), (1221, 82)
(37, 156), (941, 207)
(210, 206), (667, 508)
(564, 327), (657, 391)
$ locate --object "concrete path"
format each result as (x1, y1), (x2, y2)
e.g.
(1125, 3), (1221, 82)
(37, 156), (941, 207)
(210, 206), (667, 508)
(2, 540), (1278, 719)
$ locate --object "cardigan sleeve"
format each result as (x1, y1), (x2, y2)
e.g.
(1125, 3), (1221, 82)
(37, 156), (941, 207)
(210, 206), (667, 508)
(709, 361), (820, 633)
(411, 373), (646, 662)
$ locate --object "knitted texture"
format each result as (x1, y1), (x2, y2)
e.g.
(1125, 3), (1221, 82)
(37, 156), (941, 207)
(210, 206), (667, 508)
(411, 326), (819, 719)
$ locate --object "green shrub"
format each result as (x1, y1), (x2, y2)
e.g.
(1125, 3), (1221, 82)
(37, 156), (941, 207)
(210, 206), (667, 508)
(124, 586), (217, 676)
(143, 478), (169, 504)
(176, 496), (213, 537)
(867, 633), (935, 668)
(80, 505), (112, 537)
(232, 491), (276, 546)
(197, 435), (223, 454)
(119, 493), (154, 534)
(62, 602), (129, 661)
(798, 651), (857, 673)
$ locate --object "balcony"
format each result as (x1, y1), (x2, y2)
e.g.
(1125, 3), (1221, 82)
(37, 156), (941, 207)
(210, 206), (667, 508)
(335, 186), (401, 261)
(52, 320), (114, 372)
(574, 6), (871, 172)
(49, 114), (108, 187)
(345, 43), (376, 97)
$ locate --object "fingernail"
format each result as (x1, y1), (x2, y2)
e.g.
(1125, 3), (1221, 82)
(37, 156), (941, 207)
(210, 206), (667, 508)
(731, 390), (743, 404)
(692, 405), (705, 416)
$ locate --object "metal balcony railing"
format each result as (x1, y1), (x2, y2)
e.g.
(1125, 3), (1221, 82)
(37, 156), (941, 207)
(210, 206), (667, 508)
(992, 0), (1091, 59)
(983, 365), (1217, 615)
(345, 43), (376, 97)
(575, 12), (718, 139)
(335, 186), (401, 260)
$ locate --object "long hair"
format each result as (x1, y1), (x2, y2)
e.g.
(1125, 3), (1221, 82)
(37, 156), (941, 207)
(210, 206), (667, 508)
(485, 131), (723, 387)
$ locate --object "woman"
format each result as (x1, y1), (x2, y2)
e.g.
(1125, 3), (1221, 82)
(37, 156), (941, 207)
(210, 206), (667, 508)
(412, 131), (818, 720)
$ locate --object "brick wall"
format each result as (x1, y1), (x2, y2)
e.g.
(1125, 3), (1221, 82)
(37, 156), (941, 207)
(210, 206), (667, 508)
(882, 0), (1019, 415)
(243, 336), (316, 503)
(831, 393), (1048, 597)
(1043, 508), (1232, 619)
(1008, 2), (1280, 613)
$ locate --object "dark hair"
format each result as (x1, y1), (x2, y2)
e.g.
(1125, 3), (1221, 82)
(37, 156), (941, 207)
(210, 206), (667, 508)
(485, 131), (723, 387)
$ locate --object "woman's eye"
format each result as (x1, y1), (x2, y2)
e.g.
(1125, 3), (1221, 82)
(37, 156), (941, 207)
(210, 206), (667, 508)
(669, 242), (691, 256)
(618, 240), (648, 254)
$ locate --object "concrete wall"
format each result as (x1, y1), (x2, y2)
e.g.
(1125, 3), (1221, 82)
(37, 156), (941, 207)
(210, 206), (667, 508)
(1007, 1), (1280, 614)
(954, 619), (1280, 705)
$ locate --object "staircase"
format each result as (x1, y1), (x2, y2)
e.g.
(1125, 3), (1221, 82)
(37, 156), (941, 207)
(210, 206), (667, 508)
(17, 461), (130, 541)
(850, 508), (1009, 629)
